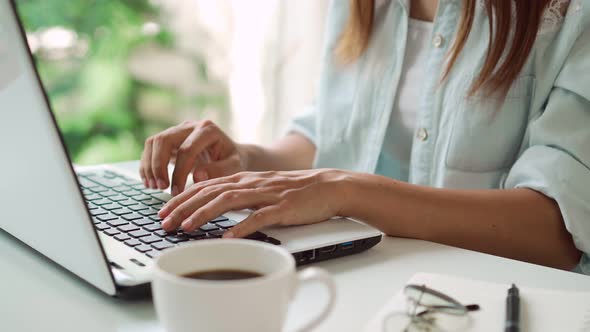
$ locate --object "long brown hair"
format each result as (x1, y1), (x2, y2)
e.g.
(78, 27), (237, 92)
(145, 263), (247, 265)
(337, 0), (552, 97)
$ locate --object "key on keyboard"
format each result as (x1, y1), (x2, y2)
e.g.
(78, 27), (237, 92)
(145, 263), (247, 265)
(80, 170), (281, 259)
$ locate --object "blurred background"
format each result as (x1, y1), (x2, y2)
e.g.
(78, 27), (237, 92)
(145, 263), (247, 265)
(14, 0), (328, 165)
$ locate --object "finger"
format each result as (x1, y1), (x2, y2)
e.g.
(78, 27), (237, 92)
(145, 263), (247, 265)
(161, 183), (243, 231)
(170, 148), (178, 164)
(150, 125), (195, 189)
(159, 173), (241, 218)
(178, 189), (278, 232)
(171, 126), (217, 196)
(151, 136), (172, 190)
(140, 137), (155, 188)
(192, 156), (240, 183)
(223, 205), (283, 238)
(191, 150), (212, 182)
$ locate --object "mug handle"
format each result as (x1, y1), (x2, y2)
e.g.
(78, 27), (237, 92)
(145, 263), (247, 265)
(292, 267), (337, 332)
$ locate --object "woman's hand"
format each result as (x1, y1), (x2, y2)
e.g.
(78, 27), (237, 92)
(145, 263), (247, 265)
(157, 169), (351, 238)
(140, 120), (248, 196)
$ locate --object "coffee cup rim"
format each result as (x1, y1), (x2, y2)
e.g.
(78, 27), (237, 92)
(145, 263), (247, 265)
(153, 239), (295, 288)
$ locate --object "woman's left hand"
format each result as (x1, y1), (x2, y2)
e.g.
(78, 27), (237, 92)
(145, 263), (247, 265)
(158, 169), (351, 238)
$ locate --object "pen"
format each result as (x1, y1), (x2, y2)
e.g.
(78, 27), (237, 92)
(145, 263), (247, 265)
(505, 284), (520, 332)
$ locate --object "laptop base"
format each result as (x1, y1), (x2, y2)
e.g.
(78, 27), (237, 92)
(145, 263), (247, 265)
(113, 234), (383, 299)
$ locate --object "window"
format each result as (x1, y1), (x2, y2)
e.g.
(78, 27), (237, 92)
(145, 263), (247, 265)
(15, 0), (326, 164)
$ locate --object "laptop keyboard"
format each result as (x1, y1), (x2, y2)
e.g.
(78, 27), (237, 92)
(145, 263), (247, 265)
(77, 170), (280, 259)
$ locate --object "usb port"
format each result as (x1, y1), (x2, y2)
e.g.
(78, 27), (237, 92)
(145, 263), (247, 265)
(319, 245), (337, 254)
(340, 241), (354, 250)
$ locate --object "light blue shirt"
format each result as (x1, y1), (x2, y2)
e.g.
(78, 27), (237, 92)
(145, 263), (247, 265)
(289, 0), (590, 273)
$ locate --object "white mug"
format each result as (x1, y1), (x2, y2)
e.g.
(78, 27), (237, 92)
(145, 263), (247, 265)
(152, 239), (337, 332)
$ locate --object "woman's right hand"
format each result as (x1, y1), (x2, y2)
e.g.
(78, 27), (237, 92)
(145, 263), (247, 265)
(140, 120), (247, 196)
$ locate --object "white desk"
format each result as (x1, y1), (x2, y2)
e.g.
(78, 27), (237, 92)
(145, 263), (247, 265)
(3, 162), (590, 332)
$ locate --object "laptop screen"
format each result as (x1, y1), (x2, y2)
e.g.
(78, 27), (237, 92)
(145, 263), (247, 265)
(0, 0), (118, 295)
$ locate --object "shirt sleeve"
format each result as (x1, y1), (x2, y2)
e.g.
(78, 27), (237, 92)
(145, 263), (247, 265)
(285, 0), (350, 148)
(504, 24), (590, 270)
(286, 103), (318, 147)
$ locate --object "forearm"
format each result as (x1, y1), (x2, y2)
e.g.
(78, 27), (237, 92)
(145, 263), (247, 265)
(239, 133), (316, 171)
(340, 172), (582, 270)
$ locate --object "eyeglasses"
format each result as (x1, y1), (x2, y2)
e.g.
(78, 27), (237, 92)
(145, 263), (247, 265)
(382, 284), (480, 332)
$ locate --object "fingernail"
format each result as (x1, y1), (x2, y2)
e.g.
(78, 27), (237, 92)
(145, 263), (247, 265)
(162, 218), (171, 229)
(159, 206), (169, 216)
(149, 178), (156, 189)
(172, 186), (179, 196)
(157, 179), (167, 189)
(223, 231), (235, 239)
(196, 170), (209, 182)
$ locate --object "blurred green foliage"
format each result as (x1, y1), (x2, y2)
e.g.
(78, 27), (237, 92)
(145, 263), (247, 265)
(15, 0), (227, 165)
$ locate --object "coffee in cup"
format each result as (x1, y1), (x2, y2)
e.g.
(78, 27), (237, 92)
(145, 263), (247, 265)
(151, 239), (336, 332)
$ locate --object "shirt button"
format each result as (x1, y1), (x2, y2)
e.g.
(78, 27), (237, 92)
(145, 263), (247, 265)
(433, 34), (444, 48)
(416, 128), (429, 141)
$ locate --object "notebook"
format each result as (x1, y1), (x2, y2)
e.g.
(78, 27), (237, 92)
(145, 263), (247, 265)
(363, 273), (590, 332)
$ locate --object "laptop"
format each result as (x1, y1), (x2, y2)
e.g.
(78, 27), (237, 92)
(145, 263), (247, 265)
(0, 0), (382, 297)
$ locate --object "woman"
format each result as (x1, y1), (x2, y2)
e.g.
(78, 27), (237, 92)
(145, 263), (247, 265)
(139, 0), (590, 272)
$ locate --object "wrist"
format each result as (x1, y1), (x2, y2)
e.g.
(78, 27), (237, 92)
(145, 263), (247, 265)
(320, 169), (364, 218)
(330, 171), (403, 221)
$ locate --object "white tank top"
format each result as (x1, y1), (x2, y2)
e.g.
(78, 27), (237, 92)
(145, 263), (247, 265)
(380, 18), (434, 181)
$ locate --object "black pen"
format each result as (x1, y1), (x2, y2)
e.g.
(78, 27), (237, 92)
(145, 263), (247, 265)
(505, 284), (520, 332)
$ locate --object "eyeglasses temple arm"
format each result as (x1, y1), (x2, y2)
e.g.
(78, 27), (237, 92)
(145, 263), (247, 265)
(416, 304), (481, 317)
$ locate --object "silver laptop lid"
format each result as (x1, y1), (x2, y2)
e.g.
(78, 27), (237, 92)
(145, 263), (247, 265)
(0, 1), (116, 295)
